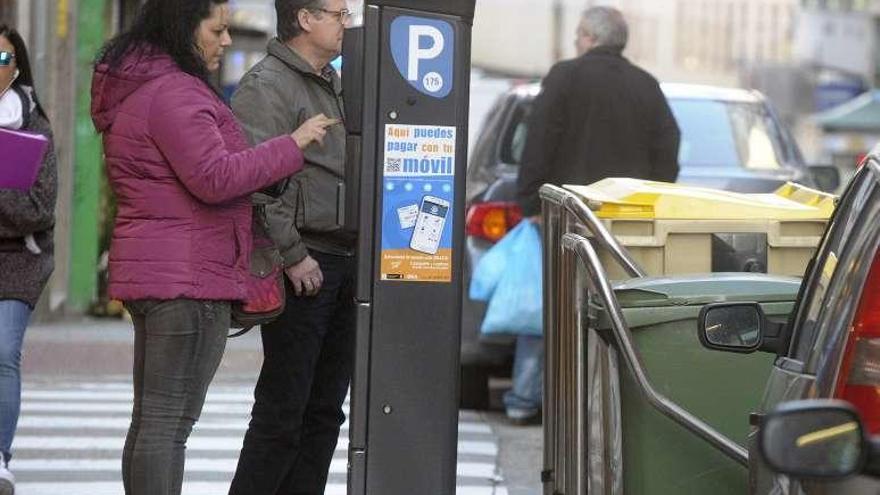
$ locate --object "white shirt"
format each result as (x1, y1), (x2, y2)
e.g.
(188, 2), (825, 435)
(0, 86), (24, 130)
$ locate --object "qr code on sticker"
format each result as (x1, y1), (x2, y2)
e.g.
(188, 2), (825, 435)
(385, 158), (402, 173)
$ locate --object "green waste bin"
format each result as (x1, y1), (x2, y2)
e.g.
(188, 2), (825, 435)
(595, 273), (801, 494)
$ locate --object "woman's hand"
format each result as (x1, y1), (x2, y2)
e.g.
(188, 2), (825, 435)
(290, 114), (341, 149)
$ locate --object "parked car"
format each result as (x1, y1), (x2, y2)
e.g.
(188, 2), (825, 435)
(460, 82), (841, 409)
(758, 399), (879, 482)
(697, 153), (880, 492)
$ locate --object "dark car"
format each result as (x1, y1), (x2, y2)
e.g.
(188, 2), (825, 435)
(460, 82), (840, 409)
(758, 399), (880, 489)
(699, 151), (880, 493)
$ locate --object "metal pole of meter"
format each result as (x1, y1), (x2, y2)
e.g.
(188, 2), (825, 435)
(341, 1), (476, 493)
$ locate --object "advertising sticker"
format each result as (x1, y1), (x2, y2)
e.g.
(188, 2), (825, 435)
(380, 124), (456, 282)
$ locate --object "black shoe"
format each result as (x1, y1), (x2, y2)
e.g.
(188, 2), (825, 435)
(506, 408), (542, 426)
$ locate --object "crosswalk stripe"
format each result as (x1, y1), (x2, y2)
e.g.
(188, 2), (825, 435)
(9, 458), (498, 478)
(457, 440), (499, 457)
(13, 435), (244, 451)
(17, 415), (493, 434)
(22, 390), (257, 402)
(16, 483), (506, 495)
(12, 435), (499, 456)
(14, 482), (349, 495)
(21, 402), (257, 414)
(459, 489), (508, 495)
(19, 416), (251, 431)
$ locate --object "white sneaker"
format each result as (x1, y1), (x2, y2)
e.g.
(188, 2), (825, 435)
(0, 453), (14, 495)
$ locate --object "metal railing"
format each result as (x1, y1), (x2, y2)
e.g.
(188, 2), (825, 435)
(539, 185), (646, 279)
(539, 185), (748, 495)
(540, 184), (633, 495)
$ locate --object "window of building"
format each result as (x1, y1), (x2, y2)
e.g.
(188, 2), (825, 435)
(803, 0), (876, 11)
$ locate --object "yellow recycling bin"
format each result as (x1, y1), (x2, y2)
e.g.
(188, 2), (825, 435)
(565, 178), (836, 280)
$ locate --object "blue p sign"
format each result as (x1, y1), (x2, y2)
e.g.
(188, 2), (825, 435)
(391, 16), (454, 99)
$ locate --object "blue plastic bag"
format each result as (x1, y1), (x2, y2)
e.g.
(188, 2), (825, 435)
(469, 221), (543, 336)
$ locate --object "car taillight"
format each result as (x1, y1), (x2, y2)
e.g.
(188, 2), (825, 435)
(465, 202), (523, 243)
(835, 249), (880, 434)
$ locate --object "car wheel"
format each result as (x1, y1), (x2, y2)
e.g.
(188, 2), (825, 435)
(460, 363), (491, 410)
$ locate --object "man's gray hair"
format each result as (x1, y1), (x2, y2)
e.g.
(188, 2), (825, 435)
(581, 6), (628, 49)
(276, 0), (325, 40)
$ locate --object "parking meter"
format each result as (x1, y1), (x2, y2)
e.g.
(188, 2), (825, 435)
(342, 1), (476, 493)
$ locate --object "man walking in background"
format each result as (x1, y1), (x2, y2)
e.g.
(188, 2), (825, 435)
(229, 1), (354, 493)
(511, 6), (680, 423)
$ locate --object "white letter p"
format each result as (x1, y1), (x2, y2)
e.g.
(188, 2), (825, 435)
(408, 25), (444, 81)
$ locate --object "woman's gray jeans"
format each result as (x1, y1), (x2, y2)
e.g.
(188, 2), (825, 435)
(122, 299), (230, 495)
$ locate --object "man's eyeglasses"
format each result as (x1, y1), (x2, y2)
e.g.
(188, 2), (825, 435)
(312, 8), (351, 24)
(0, 52), (15, 67)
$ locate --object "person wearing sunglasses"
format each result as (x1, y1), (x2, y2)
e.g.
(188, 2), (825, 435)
(228, 1), (352, 494)
(90, 1), (338, 493)
(0, 24), (57, 495)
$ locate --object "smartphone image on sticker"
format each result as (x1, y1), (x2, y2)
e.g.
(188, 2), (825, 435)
(409, 195), (450, 255)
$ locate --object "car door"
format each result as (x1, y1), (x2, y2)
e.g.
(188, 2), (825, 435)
(465, 92), (531, 205)
(752, 157), (880, 494)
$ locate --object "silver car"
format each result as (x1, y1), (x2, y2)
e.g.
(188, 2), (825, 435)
(460, 82), (840, 409)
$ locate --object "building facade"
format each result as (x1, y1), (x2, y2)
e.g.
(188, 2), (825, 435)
(796, 0), (880, 85)
(0, 1), (14, 25)
(472, 0), (799, 86)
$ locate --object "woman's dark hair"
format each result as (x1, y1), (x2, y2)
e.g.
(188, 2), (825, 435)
(96, 0), (227, 90)
(0, 24), (48, 120)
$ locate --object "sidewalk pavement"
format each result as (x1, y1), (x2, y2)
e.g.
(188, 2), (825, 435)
(23, 316), (264, 378)
(485, 379), (543, 495)
(487, 412), (543, 495)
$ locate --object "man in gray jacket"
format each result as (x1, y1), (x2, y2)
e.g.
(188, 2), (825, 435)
(228, 1), (353, 493)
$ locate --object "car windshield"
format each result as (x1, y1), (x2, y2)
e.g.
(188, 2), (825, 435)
(668, 98), (788, 171)
(499, 97), (791, 171)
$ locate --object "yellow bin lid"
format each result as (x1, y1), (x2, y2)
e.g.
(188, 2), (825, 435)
(564, 178), (836, 220)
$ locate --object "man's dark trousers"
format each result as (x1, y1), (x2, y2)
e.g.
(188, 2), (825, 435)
(229, 251), (355, 495)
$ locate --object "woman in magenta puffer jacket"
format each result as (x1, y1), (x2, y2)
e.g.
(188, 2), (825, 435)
(90, 1), (335, 494)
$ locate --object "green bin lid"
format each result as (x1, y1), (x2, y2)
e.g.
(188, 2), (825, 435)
(612, 273), (802, 309)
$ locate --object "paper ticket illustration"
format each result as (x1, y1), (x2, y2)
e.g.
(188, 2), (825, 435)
(397, 204), (419, 229)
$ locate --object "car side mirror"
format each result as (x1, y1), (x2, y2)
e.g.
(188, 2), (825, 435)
(698, 302), (787, 354)
(760, 400), (867, 480)
(809, 165), (841, 193)
(698, 302), (764, 353)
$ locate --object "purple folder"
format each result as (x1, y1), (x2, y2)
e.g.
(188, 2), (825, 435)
(0, 127), (49, 191)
